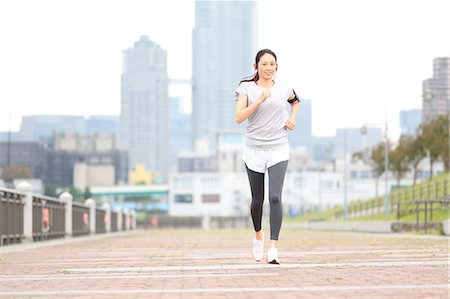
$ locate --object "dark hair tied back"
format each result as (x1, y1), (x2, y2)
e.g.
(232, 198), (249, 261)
(238, 49), (277, 85)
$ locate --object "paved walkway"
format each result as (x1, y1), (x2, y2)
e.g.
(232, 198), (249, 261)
(1, 229), (449, 298)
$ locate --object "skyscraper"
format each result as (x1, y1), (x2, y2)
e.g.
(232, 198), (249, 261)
(192, 0), (257, 151)
(399, 109), (421, 136)
(120, 36), (169, 181)
(169, 96), (192, 172)
(422, 57), (450, 123)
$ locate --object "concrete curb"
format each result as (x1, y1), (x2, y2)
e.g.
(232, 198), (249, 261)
(443, 219), (450, 235)
(285, 220), (450, 236)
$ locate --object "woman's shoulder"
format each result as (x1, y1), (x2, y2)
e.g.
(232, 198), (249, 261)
(274, 80), (293, 91)
(239, 81), (257, 88)
(237, 80), (258, 92)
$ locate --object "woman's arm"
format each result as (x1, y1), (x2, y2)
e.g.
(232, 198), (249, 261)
(285, 92), (300, 130)
(235, 90), (269, 124)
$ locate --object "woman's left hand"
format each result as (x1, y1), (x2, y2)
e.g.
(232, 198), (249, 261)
(285, 119), (296, 130)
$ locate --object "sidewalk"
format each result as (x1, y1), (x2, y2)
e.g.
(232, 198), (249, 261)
(1, 228), (449, 298)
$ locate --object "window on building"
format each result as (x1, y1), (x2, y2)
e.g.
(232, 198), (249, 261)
(173, 177), (193, 188)
(361, 171), (372, 178)
(320, 180), (334, 189)
(174, 194), (193, 203)
(201, 177), (220, 189)
(295, 177), (303, 188)
(201, 194), (220, 203)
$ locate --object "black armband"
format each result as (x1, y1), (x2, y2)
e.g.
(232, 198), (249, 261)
(287, 90), (300, 104)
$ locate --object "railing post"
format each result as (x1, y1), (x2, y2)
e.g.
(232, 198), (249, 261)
(124, 209), (130, 230)
(415, 201), (419, 232)
(130, 210), (137, 230)
(85, 198), (96, 234)
(115, 207), (122, 231)
(102, 203), (111, 233)
(60, 192), (73, 237)
(16, 181), (33, 242)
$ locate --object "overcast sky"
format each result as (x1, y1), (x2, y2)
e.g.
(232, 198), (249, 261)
(0, 0), (449, 140)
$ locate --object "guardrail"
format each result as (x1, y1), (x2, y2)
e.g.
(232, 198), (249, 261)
(0, 182), (137, 246)
(32, 194), (65, 241)
(0, 188), (24, 245)
(333, 175), (450, 221)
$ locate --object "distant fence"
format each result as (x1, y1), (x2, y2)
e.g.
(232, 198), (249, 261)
(153, 216), (250, 229)
(0, 182), (136, 246)
(334, 176), (449, 219)
(332, 175), (449, 233)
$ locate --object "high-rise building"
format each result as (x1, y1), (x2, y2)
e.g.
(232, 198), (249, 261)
(19, 115), (85, 141)
(400, 109), (421, 136)
(422, 57), (450, 123)
(86, 115), (119, 137)
(192, 0), (257, 151)
(120, 36), (169, 180)
(169, 96), (192, 171)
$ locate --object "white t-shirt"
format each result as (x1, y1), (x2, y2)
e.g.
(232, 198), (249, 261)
(235, 80), (294, 150)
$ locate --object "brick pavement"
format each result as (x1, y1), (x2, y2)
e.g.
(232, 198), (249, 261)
(0, 228), (449, 298)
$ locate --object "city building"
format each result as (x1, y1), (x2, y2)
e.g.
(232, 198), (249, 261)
(0, 142), (46, 180)
(422, 57), (450, 123)
(192, 0), (257, 151)
(120, 36), (169, 180)
(86, 115), (119, 137)
(399, 109), (421, 136)
(169, 96), (192, 172)
(19, 115), (85, 141)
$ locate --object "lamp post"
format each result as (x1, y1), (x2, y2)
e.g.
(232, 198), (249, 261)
(361, 113), (389, 217)
(343, 129), (348, 219)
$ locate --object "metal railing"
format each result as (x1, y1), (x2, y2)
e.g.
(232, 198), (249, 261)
(32, 194), (65, 241)
(395, 197), (450, 233)
(333, 176), (450, 220)
(72, 202), (90, 236)
(0, 184), (136, 246)
(95, 208), (106, 234)
(0, 188), (24, 245)
(111, 211), (118, 232)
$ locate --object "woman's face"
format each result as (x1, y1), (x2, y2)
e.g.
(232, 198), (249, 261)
(256, 53), (277, 80)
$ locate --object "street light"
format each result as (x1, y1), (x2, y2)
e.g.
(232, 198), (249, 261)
(360, 116), (389, 217)
(343, 129), (348, 220)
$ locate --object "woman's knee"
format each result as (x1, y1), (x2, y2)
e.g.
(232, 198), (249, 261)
(269, 193), (281, 206)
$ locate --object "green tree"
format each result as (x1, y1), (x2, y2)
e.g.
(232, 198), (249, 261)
(403, 134), (426, 185)
(420, 115), (449, 176)
(1, 164), (32, 182)
(84, 187), (92, 201)
(352, 142), (386, 197)
(433, 115), (449, 172)
(389, 135), (411, 187)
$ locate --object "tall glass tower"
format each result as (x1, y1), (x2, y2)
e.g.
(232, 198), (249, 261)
(192, 0), (257, 151)
(120, 36), (169, 181)
(422, 57), (450, 123)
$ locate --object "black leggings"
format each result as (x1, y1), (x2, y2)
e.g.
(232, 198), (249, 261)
(245, 160), (288, 241)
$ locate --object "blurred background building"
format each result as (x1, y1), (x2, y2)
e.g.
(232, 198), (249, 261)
(120, 36), (169, 181)
(422, 57), (449, 123)
(191, 0), (258, 151)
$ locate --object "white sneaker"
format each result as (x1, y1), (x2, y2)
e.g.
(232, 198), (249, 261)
(252, 233), (264, 261)
(267, 247), (280, 264)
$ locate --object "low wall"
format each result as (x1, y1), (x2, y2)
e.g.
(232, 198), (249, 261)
(285, 220), (450, 235)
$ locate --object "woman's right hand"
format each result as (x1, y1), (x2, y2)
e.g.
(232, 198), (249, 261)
(260, 88), (271, 102)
